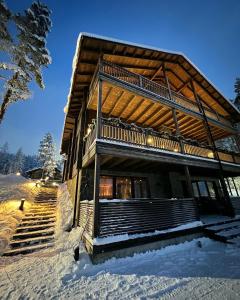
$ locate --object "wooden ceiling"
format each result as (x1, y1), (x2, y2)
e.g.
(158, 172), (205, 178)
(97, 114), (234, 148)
(88, 81), (231, 143)
(62, 33), (240, 149)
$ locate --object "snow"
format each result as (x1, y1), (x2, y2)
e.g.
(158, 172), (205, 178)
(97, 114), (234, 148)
(1, 182), (240, 299)
(93, 221), (203, 245)
(0, 174), (37, 255)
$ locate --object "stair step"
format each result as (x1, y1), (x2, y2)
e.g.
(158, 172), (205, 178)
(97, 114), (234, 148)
(25, 212), (55, 217)
(12, 228), (54, 240)
(205, 221), (240, 232)
(21, 215), (56, 221)
(4, 242), (54, 256)
(9, 235), (54, 248)
(19, 219), (56, 226)
(28, 208), (56, 213)
(16, 223), (55, 232)
(217, 226), (240, 239)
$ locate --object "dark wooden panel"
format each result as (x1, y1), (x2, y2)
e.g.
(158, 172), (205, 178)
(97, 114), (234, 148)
(99, 198), (199, 237)
(230, 197), (240, 215)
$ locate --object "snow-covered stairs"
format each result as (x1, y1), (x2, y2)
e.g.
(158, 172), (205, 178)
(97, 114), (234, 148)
(204, 218), (240, 244)
(4, 189), (57, 256)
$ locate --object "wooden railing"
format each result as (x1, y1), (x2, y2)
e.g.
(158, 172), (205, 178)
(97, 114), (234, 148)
(83, 118), (240, 165)
(98, 60), (233, 128)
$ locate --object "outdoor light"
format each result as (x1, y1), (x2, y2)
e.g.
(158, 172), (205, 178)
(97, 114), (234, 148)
(52, 182), (58, 186)
(45, 176), (49, 181)
(19, 198), (25, 211)
(174, 148), (178, 152)
(16, 172), (21, 176)
(146, 135), (153, 146)
(208, 151), (214, 158)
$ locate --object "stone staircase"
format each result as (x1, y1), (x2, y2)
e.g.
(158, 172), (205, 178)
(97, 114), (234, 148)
(4, 189), (57, 256)
(204, 218), (240, 245)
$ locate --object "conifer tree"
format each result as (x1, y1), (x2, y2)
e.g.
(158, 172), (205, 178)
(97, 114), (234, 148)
(0, 0), (52, 122)
(38, 133), (57, 178)
(12, 147), (25, 173)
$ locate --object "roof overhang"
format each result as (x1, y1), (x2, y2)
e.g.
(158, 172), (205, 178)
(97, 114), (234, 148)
(61, 32), (240, 152)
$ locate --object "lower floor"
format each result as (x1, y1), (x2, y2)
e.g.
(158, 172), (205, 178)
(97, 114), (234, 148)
(66, 154), (240, 254)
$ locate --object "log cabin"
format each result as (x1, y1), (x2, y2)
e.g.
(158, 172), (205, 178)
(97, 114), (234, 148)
(61, 33), (240, 254)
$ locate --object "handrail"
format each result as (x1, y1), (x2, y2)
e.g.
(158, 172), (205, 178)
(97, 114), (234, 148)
(83, 117), (240, 164)
(89, 60), (234, 129)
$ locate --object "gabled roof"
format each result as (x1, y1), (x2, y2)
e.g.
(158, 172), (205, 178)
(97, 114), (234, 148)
(61, 33), (240, 152)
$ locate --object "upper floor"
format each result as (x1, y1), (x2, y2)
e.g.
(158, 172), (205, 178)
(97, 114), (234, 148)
(61, 33), (240, 173)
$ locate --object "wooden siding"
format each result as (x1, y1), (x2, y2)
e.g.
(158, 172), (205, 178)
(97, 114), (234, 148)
(99, 198), (199, 237)
(79, 201), (94, 236)
(230, 197), (240, 215)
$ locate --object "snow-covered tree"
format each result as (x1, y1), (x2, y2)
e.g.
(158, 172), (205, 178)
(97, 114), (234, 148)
(0, 0), (52, 122)
(0, 142), (11, 174)
(235, 78), (240, 98)
(23, 154), (40, 173)
(11, 147), (25, 173)
(38, 133), (57, 178)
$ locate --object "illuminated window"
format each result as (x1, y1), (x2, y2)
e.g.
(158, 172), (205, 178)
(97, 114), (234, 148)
(100, 176), (113, 198)
(116, 177), (132, 199)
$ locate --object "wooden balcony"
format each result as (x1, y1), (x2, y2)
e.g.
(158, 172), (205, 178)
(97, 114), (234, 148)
(84, 118), (240, 165)
(93, 60), (233, 129)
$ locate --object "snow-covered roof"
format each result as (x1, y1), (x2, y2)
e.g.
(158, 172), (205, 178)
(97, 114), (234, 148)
(61, 32), (240, 151)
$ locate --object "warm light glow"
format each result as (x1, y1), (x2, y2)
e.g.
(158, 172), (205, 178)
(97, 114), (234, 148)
(208, 151), (214, 158)
(52, 182), (58, 186)
(147, 136), (153, 145)
(87, 127), (91, 135)
(45, 176), (49, 181)
(174, 148), (178, 152)
(16, 172), (21, 176)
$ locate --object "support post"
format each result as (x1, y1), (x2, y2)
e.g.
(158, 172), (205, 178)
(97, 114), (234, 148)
(96, 79), (103, 139)
(184, 165), (193, 198)
(72, 93), (87, 227)
(162, 64), (172, 100)
(190, 80), (234, 216)
(93, 153), (100, 238)
(172, 108), (184, 153)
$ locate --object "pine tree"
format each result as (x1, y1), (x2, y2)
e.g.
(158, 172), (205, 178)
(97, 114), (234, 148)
(0, 0), (52, 122)
(0, 142), (10, 174)
(12, 147), (25, 173)
(235, 78), (240, 98)
(38, 133), (57, 178)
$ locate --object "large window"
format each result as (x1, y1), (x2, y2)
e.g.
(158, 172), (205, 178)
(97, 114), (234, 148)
(99, 176), (149, 199)
(100, 176), (113, 198)
(192, 181), (217, 198)
(116, 177), (132, 199)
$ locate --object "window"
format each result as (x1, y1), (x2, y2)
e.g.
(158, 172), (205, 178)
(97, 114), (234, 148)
(100, 176), (113, 198)
(99, 176), (149, 199)
(134, 178), (148, 198)
(198, 181), (208, 197)
(206, 182), (216, 198)
(116, 177), (132, 199)
(192, 182), (199, 197)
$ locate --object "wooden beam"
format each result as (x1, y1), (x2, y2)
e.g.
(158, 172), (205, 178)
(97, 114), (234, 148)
(118, 95), (136, 117)
(126, 98), (145, 121)
(133, 102), (154, 122)
(96, 79), (102, 139)
(108, 91), (125, 116)
(102, 87), (113, 107)
(93, 153), (100, 238)
(140, 103), (162, 124)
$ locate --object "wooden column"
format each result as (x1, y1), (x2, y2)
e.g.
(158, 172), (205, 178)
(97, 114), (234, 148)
(96, 79), (103, 139)
(184, 165), (194, 198)
(72, 93), (87, 227)
(191, 80), (234, 216)
(92, 79), (103, 237)
(162, 64), (172, 100)
(172, 108), (184, 153)
(65, 133), (72, 181)
(92, 153), (100, 238)
(69, 119), (78, 179)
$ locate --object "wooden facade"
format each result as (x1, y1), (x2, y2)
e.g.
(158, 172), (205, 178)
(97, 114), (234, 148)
(61, 33), (240, 254)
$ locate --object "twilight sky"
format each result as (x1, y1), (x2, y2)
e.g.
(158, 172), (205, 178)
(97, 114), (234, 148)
(0, 0), (240, 155)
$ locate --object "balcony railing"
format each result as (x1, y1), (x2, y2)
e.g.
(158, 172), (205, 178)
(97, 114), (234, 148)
(95, 60), (233, 128)
(84, 118), (240, 165)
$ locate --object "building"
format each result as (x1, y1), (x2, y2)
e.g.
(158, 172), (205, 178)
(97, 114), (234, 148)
(26, 167), (62, 181)
(61, 33), (240, 254)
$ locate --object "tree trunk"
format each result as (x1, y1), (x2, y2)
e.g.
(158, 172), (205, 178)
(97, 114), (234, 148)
(0, 89), (12, 123)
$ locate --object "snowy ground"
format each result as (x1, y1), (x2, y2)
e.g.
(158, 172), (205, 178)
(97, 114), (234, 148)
(0, 183), (240, 299)
(0, 174), (38, 255)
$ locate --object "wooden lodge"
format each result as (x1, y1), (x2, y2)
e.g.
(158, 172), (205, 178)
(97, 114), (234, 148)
(61, 33), (240, 254)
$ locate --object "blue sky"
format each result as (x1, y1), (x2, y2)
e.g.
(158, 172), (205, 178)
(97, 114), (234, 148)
(0, 0), (240, 154)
